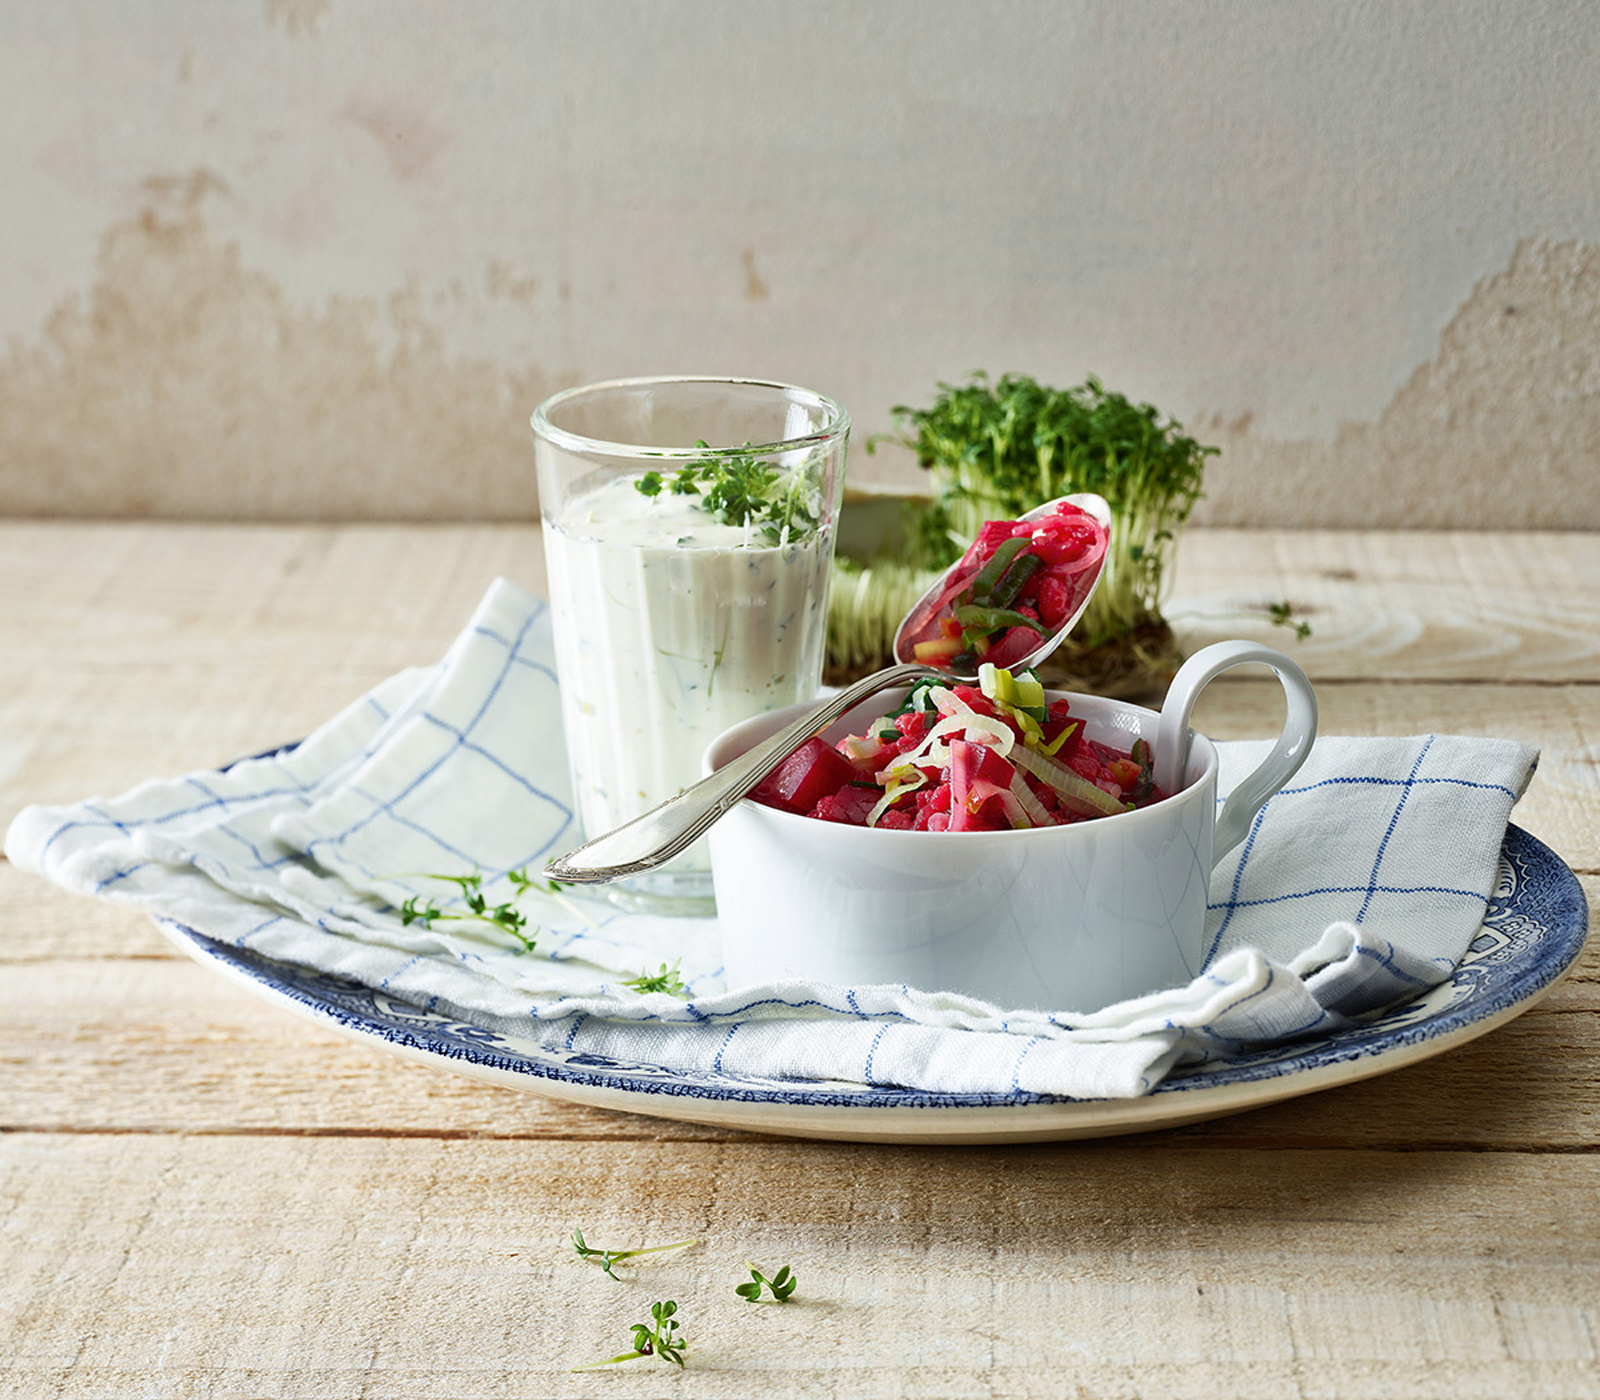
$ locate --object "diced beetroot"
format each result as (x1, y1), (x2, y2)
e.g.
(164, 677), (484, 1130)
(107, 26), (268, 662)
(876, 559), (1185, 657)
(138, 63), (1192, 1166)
(1028, 527), (1078, 566)
(950, 685), (997, 717)
(1026, 774), (1061, 811)
(1041, 703), (1080, 748)
(1035, 572), (1073, 630)
(894, 711), (929, 745)
(809, 784), (882, 825)
(1067, 747), (1103, 782)
(751, 737), (855, 814)
(947, 740), (1023, 831)
(1088, 739), (1132, 766)
(983, 627), (1043, 669)
(1012, 571), (1044, 610)
(875, 806), (915, 831)
(1030, 505), (1106, 565)
(1040, 717), (1083, 761)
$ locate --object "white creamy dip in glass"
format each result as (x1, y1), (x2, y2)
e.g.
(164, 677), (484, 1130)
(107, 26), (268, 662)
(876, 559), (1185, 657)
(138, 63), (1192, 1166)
(543, 473), (833, 889)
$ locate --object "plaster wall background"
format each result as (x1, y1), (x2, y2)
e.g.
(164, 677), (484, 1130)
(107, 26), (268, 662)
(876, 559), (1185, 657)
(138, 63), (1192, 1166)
(2, 0), (1597, 526)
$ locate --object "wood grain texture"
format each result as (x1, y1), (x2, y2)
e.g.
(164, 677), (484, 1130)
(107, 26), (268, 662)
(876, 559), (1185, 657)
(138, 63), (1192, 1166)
(2, 521), (1597, 1398)
(3, 1134), (1597, 1400)
(1169, 528), (1600, 682)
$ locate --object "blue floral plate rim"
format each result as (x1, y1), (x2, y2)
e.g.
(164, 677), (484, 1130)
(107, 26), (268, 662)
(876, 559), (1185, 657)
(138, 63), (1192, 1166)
(159, 824), (1588, 1143)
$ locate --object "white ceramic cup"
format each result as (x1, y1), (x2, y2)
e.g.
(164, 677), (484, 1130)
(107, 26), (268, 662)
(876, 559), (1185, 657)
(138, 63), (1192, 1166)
(702, 640), (1317, 1013)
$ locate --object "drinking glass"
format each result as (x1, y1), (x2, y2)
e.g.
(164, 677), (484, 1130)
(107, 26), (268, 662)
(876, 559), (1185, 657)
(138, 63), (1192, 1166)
(531, 376), (849, 914)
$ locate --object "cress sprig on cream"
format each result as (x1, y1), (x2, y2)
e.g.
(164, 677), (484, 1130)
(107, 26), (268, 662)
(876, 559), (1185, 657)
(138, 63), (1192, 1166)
(634, 439), (821, 546)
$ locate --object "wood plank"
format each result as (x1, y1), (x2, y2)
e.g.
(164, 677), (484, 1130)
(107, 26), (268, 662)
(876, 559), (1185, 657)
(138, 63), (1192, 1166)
(4, 524), (1596, 850)
(2, 1134), (1596, 1398)
(0, 865), (176, 963)
(1169, 527), (1600, 682)
(2, 525), (1597, 725)
(1, 956), (744, 1144)
(2, 521), (1596, 1399)
(3, 940), (1593, 1149)
(0, 523), (549, 812)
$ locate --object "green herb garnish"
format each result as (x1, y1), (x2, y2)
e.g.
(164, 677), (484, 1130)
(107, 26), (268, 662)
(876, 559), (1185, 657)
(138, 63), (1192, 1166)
(1125, 736), (1155, 803)
(571, 1299), (687, 1370)
(735, 1263), (797, 1303)
(397, 868), (536, 950)
(634, 440), (822, 545)
(1268, 599), (1313, 640)
(624, 960), (689, 997)
(569, 1228), (697, 1281)
(393, 865), (600, 951)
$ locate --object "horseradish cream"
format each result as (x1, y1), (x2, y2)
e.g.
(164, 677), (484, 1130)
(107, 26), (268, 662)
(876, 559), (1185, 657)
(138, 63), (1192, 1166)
(543, 472), (833, 877)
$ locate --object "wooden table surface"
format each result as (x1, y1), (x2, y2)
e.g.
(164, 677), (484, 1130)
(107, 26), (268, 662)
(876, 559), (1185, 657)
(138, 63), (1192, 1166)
(3, 521), (1596, 1399)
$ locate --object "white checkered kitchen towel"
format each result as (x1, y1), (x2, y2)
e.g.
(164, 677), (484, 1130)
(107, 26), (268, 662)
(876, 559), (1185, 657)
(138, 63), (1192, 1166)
(6, 578), (1538, 1099)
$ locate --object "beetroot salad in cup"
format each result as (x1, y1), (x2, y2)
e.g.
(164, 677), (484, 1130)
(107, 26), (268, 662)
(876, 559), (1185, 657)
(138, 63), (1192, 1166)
(751, 665), (1165, 832)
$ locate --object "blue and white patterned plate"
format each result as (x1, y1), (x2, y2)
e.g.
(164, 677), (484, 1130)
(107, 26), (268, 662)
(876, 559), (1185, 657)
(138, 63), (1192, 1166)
(159, 824), (1588, 1144)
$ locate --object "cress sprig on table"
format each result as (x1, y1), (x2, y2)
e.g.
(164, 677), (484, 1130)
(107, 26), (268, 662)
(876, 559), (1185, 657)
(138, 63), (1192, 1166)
(570, 1300), (687, 1371)
(735, 1262), (797, 1303)
(635, 439), (820, 545)
(1268, 599), (1313, 640)
(565, 1229), (804, 1369)
(569, 1229), (698, 1282)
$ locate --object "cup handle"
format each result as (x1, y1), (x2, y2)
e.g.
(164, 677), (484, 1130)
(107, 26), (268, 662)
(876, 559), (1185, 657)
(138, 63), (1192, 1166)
(1153, 640), (1318, 863)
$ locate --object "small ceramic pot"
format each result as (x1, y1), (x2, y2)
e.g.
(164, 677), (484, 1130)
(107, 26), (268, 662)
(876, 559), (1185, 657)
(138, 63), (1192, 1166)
(703, 641), (1317, 1013)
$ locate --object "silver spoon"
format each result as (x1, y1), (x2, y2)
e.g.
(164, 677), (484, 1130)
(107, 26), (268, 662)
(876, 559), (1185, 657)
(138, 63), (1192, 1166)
(542, 493), (1111, 884)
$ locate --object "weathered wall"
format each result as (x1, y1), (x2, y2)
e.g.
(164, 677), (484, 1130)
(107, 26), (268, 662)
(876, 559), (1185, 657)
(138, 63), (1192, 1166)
(2, 0), (1598, 525)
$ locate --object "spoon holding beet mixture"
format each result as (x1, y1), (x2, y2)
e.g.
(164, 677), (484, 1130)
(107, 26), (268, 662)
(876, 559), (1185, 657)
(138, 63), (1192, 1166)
(543, 493), (1111, 885)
